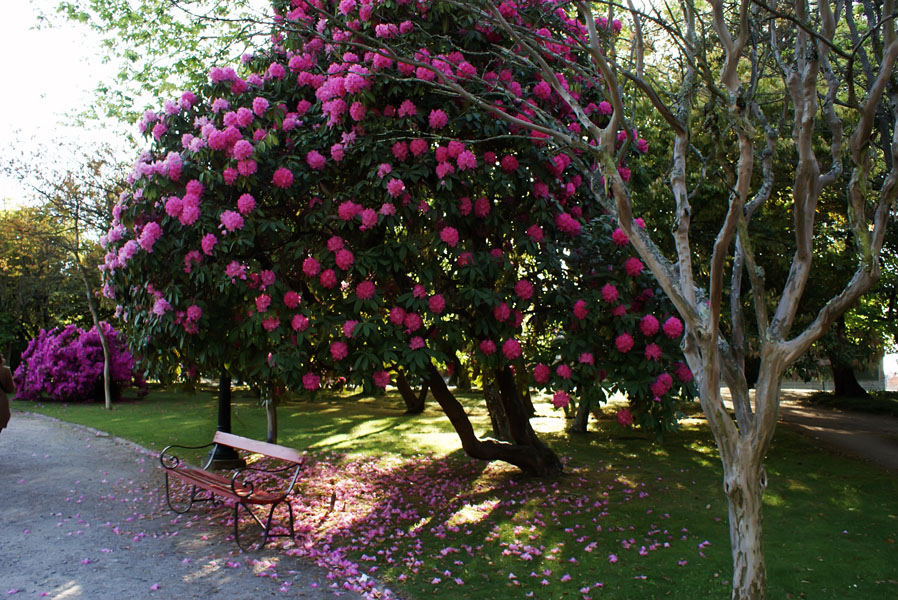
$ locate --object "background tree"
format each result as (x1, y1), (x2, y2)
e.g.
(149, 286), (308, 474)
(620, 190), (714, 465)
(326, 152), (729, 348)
(5, 145), (125, 407)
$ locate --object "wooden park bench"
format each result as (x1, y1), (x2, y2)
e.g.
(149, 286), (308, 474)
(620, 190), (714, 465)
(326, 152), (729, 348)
(159, 431), (305, 550)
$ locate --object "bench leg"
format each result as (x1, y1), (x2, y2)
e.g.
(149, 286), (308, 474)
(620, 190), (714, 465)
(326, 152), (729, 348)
(234, 501), (296, 551)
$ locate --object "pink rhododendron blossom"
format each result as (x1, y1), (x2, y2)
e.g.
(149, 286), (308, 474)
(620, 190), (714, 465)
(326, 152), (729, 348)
(408, 336), (425, 350)
(555, 212), (581, 235)
(320, 269), (338, 288)
(327, 236), (344, 252)
(615, 333), (634, 353)
(616, 408), (633, 427)
(389, 306), (406, 326)
(302, 372), (320, 390)
(413, 284), (426, 299)
(474, 196), (491, 218)
(457, 150), (477, 170)
(335, 249), (354, 270)
(674, 361), (693, 382)
(440, 226), (460, 247)
(139, 222), (162, 252)
(232, 139), (253, 160)
(409, 138), (428, 156)
(428, 109), (448, 129)
(255, 294), (271, 313)
(502, 338), (522, 360)
(611, 227), (628, 246)
(356, 281), (376, 299)
(252, 96), (269, 116)
(260, 270), (276, 288)
(601, 284), (619, 303)
(428, 294), (446, 314)
(306, 150), (326, 170)
(493, 302), (511, 322)
(201, 233), (217, 255)
(303, 257), (321, 277)
(330, 341), (349, 360)
(372, 370), (390, 388)
(527, 224), (544, 242)
(219, 210), (244, 232)
(552, 390), (571, 409)
(612, 304), (627, 317)
(533, 363), (551, 384)
(640, 314), (659, 336)
(165, 196), (184, 218)
(283, 291), (301, 308)
(342, 320), (358, 337)
(578, 352), (594, 365)
(237, 193), (256, 214)
(262, 316), (280, 332)
(291, 314), (309, 331)
(573, 299), (588, 320)
(556, 364), (572, 379)
(386, 178), (405, 197)
(479, 339), (497, 355)
(359, 208), (378, 229)
(650, 372), (674, 397)
(645, 343), (662, 362)
(403, 312), (423, 332)
(624, 256), (644, 276)
(662, 317), (684, 338)
(273, 167), (294, 188)
(500, 155), (519, 173)
(152, 297), (171, 316)
(237, 159), (257, 176)
(186, 305), (202, 321)
(225, 261), (246, 281)
(598, 101), (613, 115)
(514, 280), (534, 301)
(398, 99), (417, 117)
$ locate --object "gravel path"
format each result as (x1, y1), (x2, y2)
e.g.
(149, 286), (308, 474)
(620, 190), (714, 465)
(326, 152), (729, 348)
(0, 413), (367, 599)
(778, 396), (898, 473)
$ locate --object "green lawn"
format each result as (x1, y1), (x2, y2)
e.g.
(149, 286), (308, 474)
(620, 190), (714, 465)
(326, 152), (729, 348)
(13, 387), (898, 599)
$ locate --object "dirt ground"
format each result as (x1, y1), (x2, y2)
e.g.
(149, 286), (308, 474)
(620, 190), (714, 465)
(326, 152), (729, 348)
(0, 413), (368, 599)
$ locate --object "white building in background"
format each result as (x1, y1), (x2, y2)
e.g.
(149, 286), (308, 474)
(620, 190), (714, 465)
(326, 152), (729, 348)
(884, 353), (898, 392)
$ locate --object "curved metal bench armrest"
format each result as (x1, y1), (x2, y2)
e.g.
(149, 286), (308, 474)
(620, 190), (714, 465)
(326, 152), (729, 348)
(160, 441), (215, 470)
(230, 458), (305, 501)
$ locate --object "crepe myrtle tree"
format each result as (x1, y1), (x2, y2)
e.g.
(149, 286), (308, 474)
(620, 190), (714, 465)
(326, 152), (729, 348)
(299, 0), (894, 598)
(102, 0), (692, 476)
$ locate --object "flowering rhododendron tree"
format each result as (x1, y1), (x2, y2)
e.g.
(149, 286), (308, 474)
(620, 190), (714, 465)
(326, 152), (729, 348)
(14, 324), (142, 402)
(277, 0), (894, 598)
(102, 0), (694, 476)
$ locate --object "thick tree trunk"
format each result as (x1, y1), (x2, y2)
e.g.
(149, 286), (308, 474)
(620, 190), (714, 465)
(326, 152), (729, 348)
(395, 371), (428, 414)
(514, 366), (535, 418)
(483, 381), (512, 440)
(425, 362), (562, 476)
(494, 366), (563, 472)
(828, 353), (869, 398)
(725, 460), (767, 600)
(570, 393), (590, 433)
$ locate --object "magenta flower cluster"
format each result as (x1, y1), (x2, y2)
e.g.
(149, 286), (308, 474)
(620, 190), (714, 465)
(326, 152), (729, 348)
(13, 324), (141, 402)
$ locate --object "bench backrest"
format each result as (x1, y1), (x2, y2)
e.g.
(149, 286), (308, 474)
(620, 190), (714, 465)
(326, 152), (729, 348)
(213, 431), (304, 464)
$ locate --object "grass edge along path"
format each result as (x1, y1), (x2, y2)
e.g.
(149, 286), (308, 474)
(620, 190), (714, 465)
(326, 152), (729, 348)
(13, 388), (898, 599)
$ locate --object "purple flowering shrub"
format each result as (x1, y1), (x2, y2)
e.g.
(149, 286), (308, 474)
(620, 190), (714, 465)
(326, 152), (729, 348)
(14, 323), (142, 402)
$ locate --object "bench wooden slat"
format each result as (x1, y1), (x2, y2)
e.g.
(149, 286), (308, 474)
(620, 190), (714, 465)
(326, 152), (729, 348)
(212, 431), (303, 464)
(166, 465), (281, 504)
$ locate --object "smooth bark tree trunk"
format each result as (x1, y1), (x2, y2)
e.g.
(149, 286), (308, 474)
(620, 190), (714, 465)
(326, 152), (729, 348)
(76, 259), (112, 410)
(425, 362), (562, 476)
(725, 460), (767, 600)
(395, 371), (428, 414)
